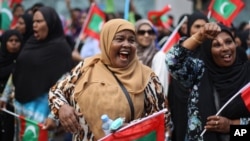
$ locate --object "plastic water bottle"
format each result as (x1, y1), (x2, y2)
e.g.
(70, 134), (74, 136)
(101, 114), (113, 135)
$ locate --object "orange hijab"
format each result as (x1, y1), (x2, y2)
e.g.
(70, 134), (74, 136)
(75, 19), (153, 95)
(75, 19), (153, 139)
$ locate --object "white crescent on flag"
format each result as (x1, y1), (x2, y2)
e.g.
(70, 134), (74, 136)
(24, 125), (37, 138)
(98, 21), (104, 32)
(220, 1), (230, 15)
(1, 8), (13, 21)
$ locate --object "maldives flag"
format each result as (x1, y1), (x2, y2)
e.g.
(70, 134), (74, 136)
(99, 109), (166, 141)
(147, 5), (171, 28)
(0, 0), (13, 30)
(161, 15), (173, 30)
(19, 115), (48, 141)
(160, 16), (187, 53)
(81, 3), (106, 40)
(240, 83), (250, 111)
(208, 0), (245, 26)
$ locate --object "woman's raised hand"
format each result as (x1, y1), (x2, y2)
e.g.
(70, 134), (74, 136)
(197, 22), (222, 41)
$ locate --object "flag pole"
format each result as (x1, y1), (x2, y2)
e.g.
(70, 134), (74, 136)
(248, 20), (250, 35)
(1, 108), (19, 117)
(73, 3), (96, 50)
(207, 10), (211, 19)
(200, 82), (250, 137)
(123, 0), (130, 20)
(160, 15), (187, 52)
(1, 108), (43, 125)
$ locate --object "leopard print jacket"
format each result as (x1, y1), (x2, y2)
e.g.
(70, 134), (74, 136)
(49, 61), (171, 141)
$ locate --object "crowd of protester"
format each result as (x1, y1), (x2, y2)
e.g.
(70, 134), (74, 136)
(0, 0), (250, 141)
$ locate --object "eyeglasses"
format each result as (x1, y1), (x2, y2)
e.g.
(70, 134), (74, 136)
(137, 30), (155, 35)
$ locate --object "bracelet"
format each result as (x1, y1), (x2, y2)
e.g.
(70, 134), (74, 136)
(191, 36), (202, 44)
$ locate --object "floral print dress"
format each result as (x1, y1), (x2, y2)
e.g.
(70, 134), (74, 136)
(165, 40), (205, 141)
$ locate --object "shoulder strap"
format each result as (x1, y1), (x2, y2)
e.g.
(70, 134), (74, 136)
(105, 65), (135, 121)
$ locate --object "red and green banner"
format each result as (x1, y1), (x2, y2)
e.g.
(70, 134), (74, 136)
(208, 0), (245, 26)
(160, 15), (173, 30)
(81, 3), (106, 40)
(19, 115), (48, 141)
(147, 5), (171, 28)
(99, 109), (166, 141)
(0, 0), (13, 31)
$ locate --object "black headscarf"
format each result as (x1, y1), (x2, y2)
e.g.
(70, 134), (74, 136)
(202, 24), (250, 118)
(187, 11), (209, 37)
(0, 30), (23, 92)
(13, 6), (73, 103)
(20, 13), (33, 43)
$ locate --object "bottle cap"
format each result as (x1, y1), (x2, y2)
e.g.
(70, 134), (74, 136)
(110, 117), (124, 131)
(101, 114), (108, 122)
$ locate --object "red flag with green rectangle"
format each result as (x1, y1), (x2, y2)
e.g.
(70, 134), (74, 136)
(147, 5), (171, 28)
(208, 0), (245, 26)
(19, 115), (48, 141)
(82, 4), (106, 40)
(161, 15), (173, 30)
(99, 110), (166, 141)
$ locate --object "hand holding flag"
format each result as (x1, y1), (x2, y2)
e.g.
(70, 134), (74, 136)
(200, 82), (250, 136)
(74, 3), (106, 50)
(1, 108), (49, 141)
(81, 3), (106, 40)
